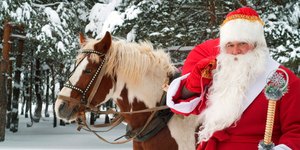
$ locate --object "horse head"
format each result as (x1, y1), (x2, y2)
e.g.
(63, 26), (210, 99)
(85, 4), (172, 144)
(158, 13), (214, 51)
(55, 32), (113, 122)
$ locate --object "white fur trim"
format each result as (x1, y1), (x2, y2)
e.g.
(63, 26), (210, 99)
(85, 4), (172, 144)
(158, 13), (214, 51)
(220, 19), (267, 49)
(242, 56), (280, 112)
(273, 144), (292, 150)
(166, 73), (202, 114)
(258, 144), (291, 150)
(167, 56), (280, 114)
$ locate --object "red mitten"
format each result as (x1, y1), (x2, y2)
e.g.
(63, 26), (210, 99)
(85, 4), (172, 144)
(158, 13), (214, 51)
(185, 56), (216, 93)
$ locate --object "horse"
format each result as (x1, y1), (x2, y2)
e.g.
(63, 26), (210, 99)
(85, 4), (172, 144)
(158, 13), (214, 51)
(55, 32), (200, 150)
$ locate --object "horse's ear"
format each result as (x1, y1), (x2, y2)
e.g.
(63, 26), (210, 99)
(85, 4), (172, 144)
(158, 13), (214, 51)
(94, 31), (111, 53)
(79, 32), (86, 46)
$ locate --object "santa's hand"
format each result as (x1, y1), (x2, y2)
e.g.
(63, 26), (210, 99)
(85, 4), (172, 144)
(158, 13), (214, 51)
(185, 56), (216, 93)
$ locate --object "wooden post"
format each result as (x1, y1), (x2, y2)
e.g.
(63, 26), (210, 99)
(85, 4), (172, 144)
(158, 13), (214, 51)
(0, 20), (12, 142)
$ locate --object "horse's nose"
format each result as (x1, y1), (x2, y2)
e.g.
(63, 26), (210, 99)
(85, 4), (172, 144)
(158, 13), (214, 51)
(55, 100), (79, 121)
(56, 101), (72, 118)
(55, 101), (67, 117)
(58, 102), (66, 113)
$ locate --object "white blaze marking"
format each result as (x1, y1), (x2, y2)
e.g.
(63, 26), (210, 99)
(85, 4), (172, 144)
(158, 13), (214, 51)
(58, 57), (89, 97)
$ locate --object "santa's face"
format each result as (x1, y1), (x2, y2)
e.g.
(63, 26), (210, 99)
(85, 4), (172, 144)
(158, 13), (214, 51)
(197, 43), (268, 142)
(225, 41), (255, 55)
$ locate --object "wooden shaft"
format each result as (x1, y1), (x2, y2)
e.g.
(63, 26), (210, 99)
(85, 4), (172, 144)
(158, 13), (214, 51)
(263, 100), (277, 144)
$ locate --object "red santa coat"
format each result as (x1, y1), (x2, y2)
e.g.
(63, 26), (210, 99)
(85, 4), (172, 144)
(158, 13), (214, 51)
(167, 38), (300, 149)
(198, 67), (300, 150)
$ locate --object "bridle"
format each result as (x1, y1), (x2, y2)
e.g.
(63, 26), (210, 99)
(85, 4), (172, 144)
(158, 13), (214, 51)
(59, 49), (106, 107)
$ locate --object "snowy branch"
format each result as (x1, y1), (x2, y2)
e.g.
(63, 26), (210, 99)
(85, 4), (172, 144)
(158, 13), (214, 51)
(10, 34), (26, 39)
(31, 2), (63, 8)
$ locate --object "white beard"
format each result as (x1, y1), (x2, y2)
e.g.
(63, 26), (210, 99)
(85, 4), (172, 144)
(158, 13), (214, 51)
(197, 47), (268, 142)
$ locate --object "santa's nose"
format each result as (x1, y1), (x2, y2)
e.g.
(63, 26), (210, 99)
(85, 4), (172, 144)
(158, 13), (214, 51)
(231, 47), (242, 55)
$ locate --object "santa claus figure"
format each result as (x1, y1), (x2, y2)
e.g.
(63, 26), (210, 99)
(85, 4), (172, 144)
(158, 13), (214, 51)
(167, 7), (300, 150)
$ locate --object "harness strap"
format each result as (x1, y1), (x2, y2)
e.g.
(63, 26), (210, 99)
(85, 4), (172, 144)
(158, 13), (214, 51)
(78, 114), (134, 144)
(77, 109), (157, 144)
(124, 91), (173, 142)
(79, 115), (124, 133)
(93, 105), (169, 115)
(126, 107), (173, 142)
(86, 62), (107, 107)
(92, 114), (124, 129)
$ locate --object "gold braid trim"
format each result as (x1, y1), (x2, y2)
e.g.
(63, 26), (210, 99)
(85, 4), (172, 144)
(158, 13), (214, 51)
(221, 14), (264, 26)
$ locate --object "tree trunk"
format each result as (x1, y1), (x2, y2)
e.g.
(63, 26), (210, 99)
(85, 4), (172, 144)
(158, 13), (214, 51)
(255, 0), (261, 6)
(10, 32), (24, 132)
(90, 112), (95, 125)
(59, 68), (65, 126)
(20, 91), (25, 115)
(0, 61), (8, 141)
(208, 0), (216, 26)
(33, 58), (42, 122)
(44, 69), (50, 117)
(26, 47), (34, 127)
(22, 73), (30, 118)
(272, 0), (283, 5)
(6, 60), (12, 129)
(0, 21), (12, 141)
(50, 64), (57, 127)
(239, 0), (247, 6)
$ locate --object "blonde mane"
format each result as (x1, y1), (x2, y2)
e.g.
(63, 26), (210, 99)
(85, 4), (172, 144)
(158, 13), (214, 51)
(105, 40), (175, 84)
(76, 38), (175, 85)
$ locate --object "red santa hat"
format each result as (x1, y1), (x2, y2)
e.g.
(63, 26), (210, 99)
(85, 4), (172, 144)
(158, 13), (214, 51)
(219, 7), (267, 49)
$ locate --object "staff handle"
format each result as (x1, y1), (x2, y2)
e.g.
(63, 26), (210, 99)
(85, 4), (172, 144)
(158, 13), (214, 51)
(263, 100), (277, 145)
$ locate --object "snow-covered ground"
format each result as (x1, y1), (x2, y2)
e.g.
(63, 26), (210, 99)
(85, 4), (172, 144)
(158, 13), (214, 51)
(0, 112), (132, 150)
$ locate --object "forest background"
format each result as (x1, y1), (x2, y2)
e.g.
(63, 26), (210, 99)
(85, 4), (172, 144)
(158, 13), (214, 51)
(0, 0), (299, 141)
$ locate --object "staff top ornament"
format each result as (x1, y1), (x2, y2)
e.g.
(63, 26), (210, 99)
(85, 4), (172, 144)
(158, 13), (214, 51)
(264, 68), (289, 101)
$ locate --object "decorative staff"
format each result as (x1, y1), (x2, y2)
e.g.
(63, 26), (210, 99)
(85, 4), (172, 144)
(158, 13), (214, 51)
(259, 68), (289, 150)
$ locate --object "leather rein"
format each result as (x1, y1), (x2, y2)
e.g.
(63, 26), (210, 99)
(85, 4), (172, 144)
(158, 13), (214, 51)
(59, 49), (172, 144)
(77, 104), (170, 144)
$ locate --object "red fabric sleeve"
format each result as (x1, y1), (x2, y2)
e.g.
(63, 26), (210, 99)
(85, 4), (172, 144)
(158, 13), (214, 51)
(169, 78), (209, 116)
(171, 79), (199, 104)
(277, 66), (300, 149)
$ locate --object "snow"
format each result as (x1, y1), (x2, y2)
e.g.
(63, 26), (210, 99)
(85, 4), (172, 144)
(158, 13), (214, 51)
(1, 1), (9, 10)
(100, 11), (124, 38)
(0, 107), (132, 150)
(126, 27), (136, 42)
(56, 41), (66, 53)
(85, 0), (142, 40)
(44, 7), (61, 25)
(41, 25), (52, 38)
(22, 2), (32, 20)
(85, 1), (122, 37)
(121, 5), (141, 20)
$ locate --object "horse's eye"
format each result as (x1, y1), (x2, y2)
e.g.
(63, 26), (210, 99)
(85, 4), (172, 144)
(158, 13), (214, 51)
(83, 69), (92, 74)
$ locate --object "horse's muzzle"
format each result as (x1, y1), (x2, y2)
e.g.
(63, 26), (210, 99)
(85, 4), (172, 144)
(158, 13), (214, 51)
(55, 100), (79, 121)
